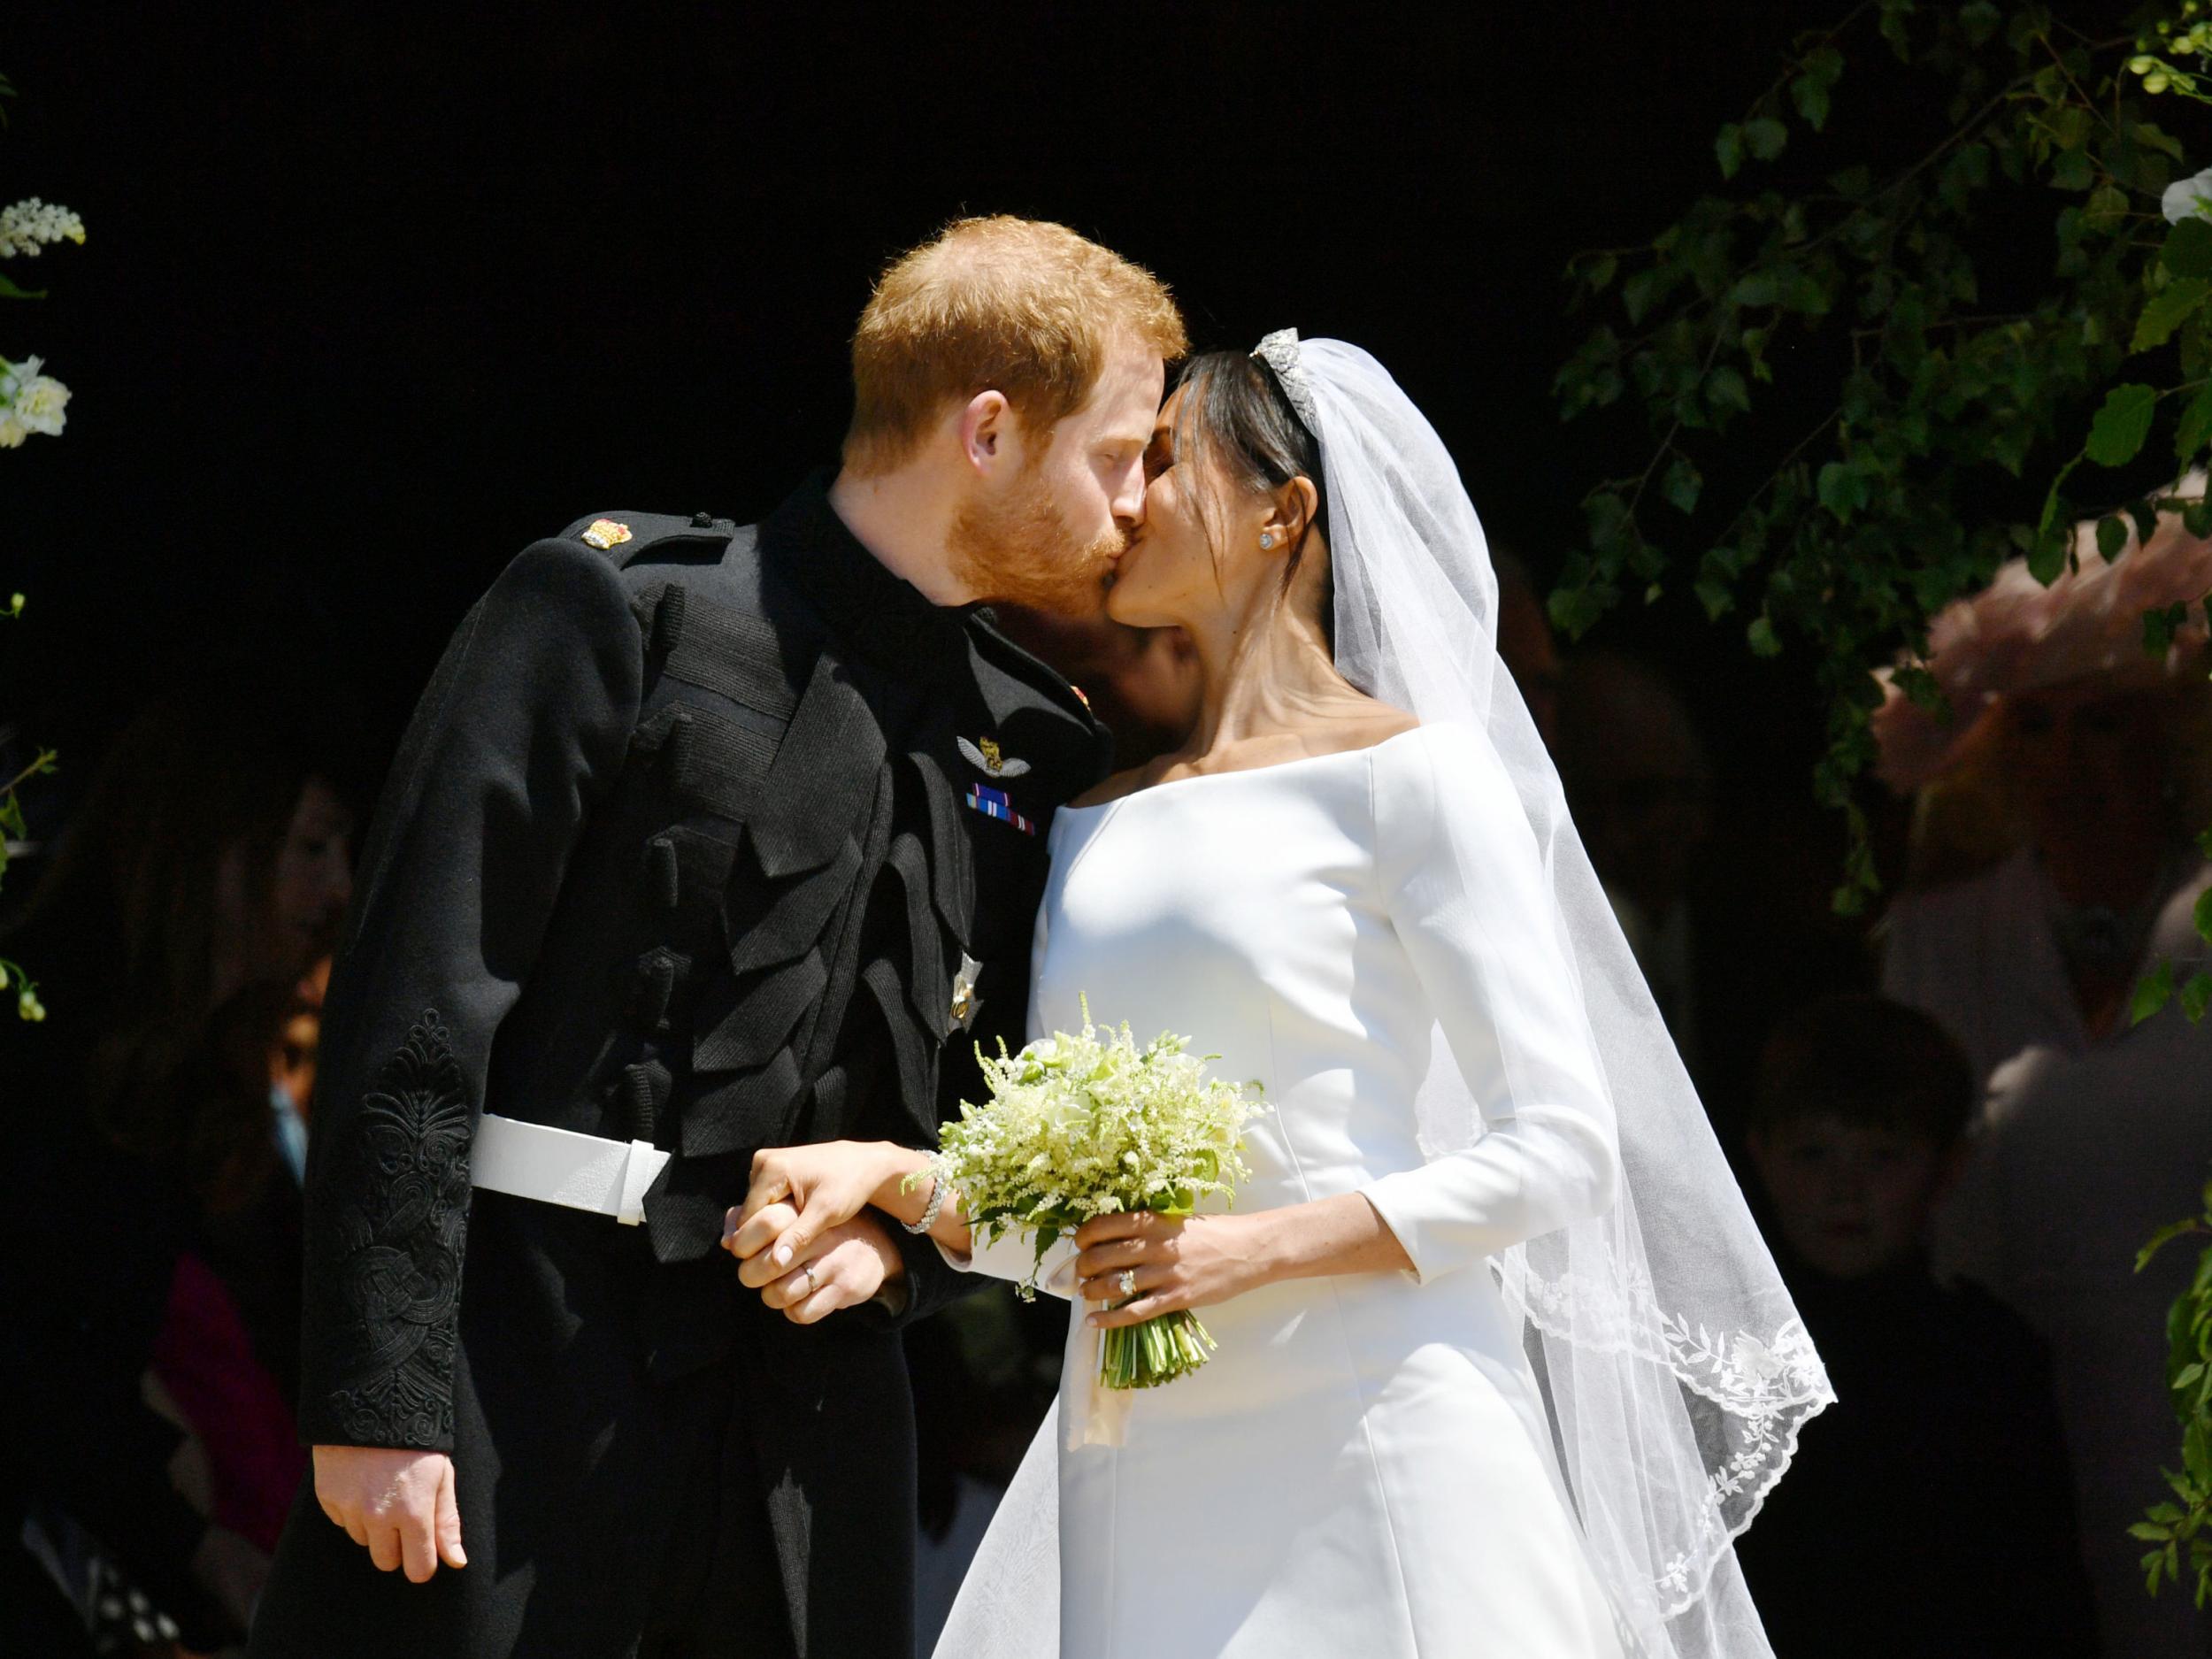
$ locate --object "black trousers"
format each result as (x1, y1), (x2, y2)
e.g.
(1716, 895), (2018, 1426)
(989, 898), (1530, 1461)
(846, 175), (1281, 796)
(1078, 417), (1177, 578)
(251, 1352), (792, 1659)
(251, 1199), (797, 1659)
(637, 1374), (791, 1659)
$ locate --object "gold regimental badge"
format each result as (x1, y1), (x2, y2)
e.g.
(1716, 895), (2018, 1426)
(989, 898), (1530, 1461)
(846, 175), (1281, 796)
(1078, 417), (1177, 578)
(580, 518), (633, 550)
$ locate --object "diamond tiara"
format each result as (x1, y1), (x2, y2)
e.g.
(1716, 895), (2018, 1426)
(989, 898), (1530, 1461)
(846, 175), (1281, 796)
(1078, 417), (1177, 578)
(1250, 328), (1319, 433)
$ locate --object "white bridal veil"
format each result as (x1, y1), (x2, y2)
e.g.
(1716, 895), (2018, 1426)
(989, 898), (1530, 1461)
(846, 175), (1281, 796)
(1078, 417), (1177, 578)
(936, 334), (1833, 1659)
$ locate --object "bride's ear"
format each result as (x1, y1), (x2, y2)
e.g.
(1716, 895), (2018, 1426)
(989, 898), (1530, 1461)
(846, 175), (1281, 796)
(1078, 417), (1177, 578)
(1260, 476), (1320, 555)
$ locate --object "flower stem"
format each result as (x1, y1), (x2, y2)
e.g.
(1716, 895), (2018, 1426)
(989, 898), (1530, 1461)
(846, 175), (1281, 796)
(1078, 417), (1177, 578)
(1099, 1307), (1217, 1390)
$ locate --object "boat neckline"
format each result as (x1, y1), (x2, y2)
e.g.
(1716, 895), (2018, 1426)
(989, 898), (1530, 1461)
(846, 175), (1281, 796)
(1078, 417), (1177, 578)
(1056, 724), (1431, 816)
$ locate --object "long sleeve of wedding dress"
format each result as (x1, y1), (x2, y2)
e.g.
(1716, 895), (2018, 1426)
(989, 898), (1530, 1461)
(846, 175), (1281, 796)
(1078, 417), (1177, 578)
(1360, 722), (1619, 1283)
(942, 1217), (1077, 1291)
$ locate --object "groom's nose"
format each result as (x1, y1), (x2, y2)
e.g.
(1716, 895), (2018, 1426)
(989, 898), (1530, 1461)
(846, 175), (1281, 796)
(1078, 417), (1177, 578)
(1111, 465), (1147, 534)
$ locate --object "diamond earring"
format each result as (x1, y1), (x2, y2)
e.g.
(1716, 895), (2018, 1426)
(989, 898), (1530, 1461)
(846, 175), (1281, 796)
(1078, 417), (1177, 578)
(1260, 532), (1276, 549)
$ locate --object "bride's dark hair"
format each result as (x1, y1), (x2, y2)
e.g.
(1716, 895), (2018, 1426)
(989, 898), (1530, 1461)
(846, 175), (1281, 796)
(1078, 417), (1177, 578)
(1172, 349), (1333, 640)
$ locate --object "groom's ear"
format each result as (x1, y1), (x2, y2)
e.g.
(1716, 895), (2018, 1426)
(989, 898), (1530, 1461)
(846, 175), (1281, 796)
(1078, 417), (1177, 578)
(959, 388), (1016, 478)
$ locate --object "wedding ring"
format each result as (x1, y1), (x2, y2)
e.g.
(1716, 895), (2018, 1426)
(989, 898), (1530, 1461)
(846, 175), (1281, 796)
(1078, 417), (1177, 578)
(793, 1265), (815, 1299)
(1117, 1269), (1137, 1298)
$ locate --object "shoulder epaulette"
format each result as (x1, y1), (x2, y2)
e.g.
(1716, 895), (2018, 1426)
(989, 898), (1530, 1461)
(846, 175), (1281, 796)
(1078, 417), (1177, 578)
(557, 510), (741, 571)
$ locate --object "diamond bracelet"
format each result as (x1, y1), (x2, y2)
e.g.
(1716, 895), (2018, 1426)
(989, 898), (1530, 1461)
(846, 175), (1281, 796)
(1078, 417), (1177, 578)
(903, 1162), (949, 1235)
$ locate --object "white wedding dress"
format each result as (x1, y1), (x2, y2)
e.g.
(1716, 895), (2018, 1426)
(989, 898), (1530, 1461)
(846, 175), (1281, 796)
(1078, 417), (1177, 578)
(941, 723), (1631, 1659)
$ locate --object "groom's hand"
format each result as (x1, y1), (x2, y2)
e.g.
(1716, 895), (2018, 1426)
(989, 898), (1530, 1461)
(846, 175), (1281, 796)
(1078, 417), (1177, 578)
(311, 1445), (465, 1582)
(730, 1140), (903, 1272)
(728, 1203), (907, 1323)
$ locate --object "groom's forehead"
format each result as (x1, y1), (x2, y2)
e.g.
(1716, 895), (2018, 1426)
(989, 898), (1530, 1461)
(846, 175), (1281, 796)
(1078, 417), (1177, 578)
(1075, 341), (1165, 432)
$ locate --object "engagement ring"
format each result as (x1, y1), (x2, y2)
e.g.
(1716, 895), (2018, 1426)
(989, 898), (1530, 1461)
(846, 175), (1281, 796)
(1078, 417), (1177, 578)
(1118, 1269), (1137, 1298)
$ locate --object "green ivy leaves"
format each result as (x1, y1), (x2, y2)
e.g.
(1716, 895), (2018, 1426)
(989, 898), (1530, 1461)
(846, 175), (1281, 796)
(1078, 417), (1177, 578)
(1817, 460), (1871, 521)
(2088, 382), (2162, 465)
(1555, 3), (2212, 919)
(1715, 118), (1793, 179)
(2136, 279), (2212, 352)
(1716, 124), (1747, 180)
(2178, 381), (2212, 457)
(2166, 216), (2212, 277)
(1793, 44), (1847, 130)
(1663, 457), (1703, 514)
(2133, 1167), (2212, 1603)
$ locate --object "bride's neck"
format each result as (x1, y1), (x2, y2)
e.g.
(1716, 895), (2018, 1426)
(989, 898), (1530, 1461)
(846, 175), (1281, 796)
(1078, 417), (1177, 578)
(1179, 597), (1349, 756)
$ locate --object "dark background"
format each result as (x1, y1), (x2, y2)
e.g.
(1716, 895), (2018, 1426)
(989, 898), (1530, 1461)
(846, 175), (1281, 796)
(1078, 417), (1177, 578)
(3, 0), (1879, 850)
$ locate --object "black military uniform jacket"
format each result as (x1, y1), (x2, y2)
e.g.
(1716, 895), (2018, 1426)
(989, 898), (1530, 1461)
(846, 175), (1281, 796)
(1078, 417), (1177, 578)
(284, 474), (1108, 1654)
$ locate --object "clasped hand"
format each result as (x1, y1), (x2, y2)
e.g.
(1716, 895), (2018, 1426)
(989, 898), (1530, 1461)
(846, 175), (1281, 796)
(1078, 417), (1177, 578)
(723, 1141), (911, 1323)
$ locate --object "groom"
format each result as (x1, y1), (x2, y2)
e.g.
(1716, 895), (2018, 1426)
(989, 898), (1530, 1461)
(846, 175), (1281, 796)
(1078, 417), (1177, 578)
(250, 216), (1185, 1658)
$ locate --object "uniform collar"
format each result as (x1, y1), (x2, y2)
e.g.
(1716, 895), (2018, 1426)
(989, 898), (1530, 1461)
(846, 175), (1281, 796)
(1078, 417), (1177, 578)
(761, 470), (977, 680)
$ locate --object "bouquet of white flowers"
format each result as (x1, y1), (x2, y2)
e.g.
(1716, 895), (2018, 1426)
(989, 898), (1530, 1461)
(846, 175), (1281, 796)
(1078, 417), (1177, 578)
(925, 999), (1264, 1391)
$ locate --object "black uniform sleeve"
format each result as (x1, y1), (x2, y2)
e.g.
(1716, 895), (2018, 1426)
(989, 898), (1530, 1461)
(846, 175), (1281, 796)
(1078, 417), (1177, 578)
(873, 1225), (977, 1328)
(296, 538), (643, 1449)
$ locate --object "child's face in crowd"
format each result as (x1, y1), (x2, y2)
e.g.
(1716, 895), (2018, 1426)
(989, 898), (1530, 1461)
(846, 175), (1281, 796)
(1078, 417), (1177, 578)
(1748, 1113), (1961, 1281)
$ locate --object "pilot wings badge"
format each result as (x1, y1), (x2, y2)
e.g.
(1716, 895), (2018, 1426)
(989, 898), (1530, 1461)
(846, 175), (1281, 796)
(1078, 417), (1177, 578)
(957, 735), (1032, 779)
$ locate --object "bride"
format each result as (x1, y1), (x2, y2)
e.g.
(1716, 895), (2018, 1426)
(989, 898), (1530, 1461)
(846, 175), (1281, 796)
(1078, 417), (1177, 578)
(726, 334), (1831, 1658)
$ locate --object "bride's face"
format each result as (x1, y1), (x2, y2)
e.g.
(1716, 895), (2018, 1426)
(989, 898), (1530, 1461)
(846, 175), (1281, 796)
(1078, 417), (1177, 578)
(1106, 388), (1266, 631)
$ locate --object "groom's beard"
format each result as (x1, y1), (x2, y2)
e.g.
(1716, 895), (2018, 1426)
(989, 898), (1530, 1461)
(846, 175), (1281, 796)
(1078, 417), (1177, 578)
(949, 465), (1125, 617)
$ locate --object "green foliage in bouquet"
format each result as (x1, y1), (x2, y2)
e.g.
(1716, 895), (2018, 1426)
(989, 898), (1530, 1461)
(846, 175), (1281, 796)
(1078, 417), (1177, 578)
(1553, 1), (2212, 918)
(925, 999), (1264, 1390)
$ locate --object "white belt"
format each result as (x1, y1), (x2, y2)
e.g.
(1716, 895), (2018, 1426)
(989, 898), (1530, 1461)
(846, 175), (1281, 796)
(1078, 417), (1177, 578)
(470, 1114), (671, 1226)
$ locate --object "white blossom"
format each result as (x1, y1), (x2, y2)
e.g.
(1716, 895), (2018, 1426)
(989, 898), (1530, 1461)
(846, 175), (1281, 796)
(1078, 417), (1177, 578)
(12, 375), (67, 438)
(0, 356), (71, 442)
(0, 197), (86, 258)
(2164, 167), (2212, 225)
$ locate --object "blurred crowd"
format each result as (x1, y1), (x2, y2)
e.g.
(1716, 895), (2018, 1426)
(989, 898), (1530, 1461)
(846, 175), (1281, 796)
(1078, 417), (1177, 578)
(8, 502), (2212, 1658)
(2, 699), (354, 1655)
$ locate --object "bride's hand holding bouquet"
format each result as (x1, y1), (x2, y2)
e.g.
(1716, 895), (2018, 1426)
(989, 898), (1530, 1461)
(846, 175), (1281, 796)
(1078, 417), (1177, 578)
(1070, 1207), (1278, 1335)
(925, 1002), (1265, 1390)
